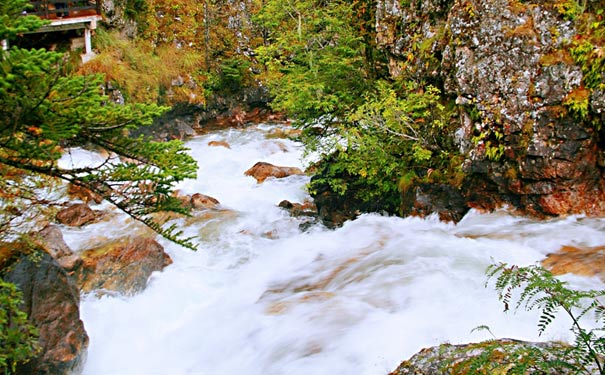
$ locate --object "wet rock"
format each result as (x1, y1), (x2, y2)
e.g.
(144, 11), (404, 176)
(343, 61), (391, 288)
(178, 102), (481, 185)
(55, 203), (96, 227)
(2, 252), (88, 375)
(208, 140), (231, 149)
(278, 200), (318, 217)
(389, 339), (586, 375)
(403, 183), (469, 222)
(542, 245), (605, 281)
(75, 237), (172, 295)
(244, 162), (304, 183)
(173, 191), (221, 211)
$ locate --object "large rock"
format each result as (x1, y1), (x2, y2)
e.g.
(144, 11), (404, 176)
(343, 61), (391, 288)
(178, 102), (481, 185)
(244, 162), (304, 183)
(375, 0), (605, 219)
(75, 237), (172, 295)
(389, 339), (590, 375)
(2, 252), (88, 375)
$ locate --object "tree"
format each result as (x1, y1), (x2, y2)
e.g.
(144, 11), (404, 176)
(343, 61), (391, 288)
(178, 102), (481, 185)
(254, 0), (375, 136)
(308, 80), (461, 215)
(0, 0), (198, 249)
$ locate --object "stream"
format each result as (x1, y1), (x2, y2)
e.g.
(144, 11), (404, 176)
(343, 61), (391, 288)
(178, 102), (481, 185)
(62, 124), (604, 375)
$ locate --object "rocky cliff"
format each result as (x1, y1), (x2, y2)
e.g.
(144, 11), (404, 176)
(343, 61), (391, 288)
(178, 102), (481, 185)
(376, 0), (605, 218)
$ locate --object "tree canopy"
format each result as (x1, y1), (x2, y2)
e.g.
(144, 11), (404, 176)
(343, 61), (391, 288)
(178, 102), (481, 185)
(0, 0), (198, 249)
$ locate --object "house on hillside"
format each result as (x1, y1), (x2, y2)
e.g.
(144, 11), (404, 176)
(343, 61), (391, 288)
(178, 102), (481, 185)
(19, 0), (103, 62)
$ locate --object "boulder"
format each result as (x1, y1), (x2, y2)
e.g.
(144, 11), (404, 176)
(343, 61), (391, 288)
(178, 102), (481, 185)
(542, 245), (605, 281)
(2, 252), (88, 375)
(389, 339), (587, 375)
(75, 237), (173, 295)
(55, 203), (96, 227)
(244, 162), (304, 183)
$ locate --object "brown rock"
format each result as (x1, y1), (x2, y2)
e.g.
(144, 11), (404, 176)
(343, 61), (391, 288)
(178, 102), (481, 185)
(190, 193), (220, 210)
(3, 252), (89, 375)
(56, 203), (96, 227)
(208, 140), (231, 149)
(542, 245), (605, 281)
(76, 237), (173, 295)
(244, 162), (304, 183)
(33, 225), (73, 259)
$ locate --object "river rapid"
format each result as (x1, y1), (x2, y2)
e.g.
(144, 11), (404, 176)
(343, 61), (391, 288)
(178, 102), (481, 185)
(64, 124), (604, 375)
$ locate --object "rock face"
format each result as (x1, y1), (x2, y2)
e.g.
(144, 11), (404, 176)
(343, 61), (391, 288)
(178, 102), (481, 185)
(375, 0), (605, 218)
(75, 237), (172, 295)
(2, 252), (89, 375)
(389, 339), (589, 375)
(244, 162), (304, 183)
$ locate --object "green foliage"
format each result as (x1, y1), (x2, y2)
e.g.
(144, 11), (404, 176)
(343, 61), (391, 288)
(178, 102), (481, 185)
(554, 0), (587, 20)
(308, 80), (462, 214)
(565, 7), (604, 129)
(255, 0), (375, 127)
(0, 279), (38, 374)
(485, 263), (605, 374)
(0, 21), (198, 249)
(205, 57), (253, 94)
(0, 0), (47, 43)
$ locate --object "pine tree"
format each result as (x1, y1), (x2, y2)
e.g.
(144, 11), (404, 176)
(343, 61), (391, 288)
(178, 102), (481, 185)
(0, 0), (198, 249)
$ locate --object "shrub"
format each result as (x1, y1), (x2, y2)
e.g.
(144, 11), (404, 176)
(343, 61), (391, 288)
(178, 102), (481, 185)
(0, 279), (38, 374)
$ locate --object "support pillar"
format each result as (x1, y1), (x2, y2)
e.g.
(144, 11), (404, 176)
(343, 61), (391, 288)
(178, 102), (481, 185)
(84, 28), (92, 55)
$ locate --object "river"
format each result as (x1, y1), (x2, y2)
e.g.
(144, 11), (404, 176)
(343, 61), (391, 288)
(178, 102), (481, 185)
(63, 123), (604, 375)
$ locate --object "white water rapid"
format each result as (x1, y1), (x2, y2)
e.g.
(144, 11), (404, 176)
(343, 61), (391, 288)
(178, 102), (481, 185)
(66, 124), (604, 375)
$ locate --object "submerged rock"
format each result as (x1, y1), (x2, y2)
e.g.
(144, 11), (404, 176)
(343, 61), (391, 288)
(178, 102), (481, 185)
(2, 252), (88, 375)
(542, 245), (605, 281)
(208, 140), (231, 149)
(244, 162), (304, 183)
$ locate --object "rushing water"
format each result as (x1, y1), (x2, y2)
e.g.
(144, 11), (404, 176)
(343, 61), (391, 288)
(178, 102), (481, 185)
(65, 124), (605, 375)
